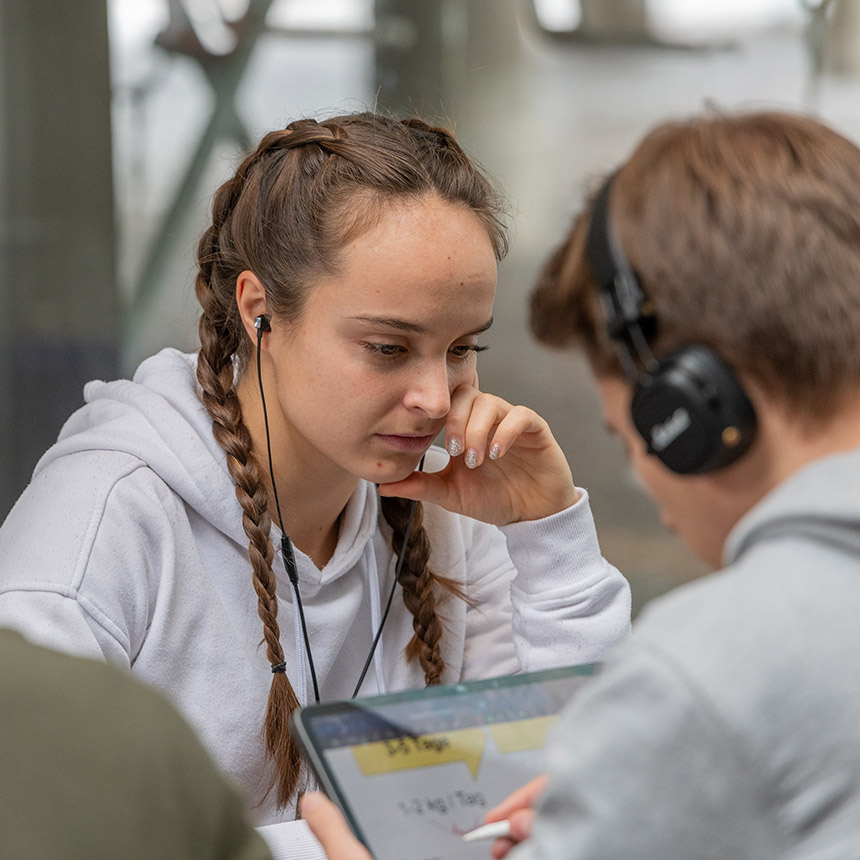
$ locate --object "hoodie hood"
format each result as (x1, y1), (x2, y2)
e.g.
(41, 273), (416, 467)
(36, 348), (380, 587)
(725, 444), (860, 566)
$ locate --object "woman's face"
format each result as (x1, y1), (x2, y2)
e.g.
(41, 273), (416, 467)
(264, 195), (498, 485)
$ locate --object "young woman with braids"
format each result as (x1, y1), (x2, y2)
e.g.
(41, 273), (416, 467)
(0, 112), (630, 854)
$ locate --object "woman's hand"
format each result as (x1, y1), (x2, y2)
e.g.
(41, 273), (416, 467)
(484, 774), (548, 860)
(379, 384), (579, 525)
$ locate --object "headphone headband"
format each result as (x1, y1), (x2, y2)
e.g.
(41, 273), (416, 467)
(585, 171), (757, 474)
(587, 173), (649, 341)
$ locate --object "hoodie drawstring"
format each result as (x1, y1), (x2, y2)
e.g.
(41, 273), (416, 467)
(363, 540), (388, 696)
(290, 589), (309, 705)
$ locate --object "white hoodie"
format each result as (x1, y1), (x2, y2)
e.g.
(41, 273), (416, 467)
(0, 348), (630, 857)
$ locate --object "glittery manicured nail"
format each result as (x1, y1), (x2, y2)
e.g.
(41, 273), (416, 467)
(465, 448), (479, 469)
(447, 437), (463, 457)
(489, 442), (501, 460)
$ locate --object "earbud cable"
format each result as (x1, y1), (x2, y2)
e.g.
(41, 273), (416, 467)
(256, 324), (420, 704)
(351, 456), (423, 698)
(257, 325), (321, 703)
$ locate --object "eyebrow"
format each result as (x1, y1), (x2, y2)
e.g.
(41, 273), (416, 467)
(349, 315), (494, 336)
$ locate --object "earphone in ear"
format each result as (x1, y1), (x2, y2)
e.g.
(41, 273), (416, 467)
(585, 173), (757, 475)
(254, 314), (271, 333)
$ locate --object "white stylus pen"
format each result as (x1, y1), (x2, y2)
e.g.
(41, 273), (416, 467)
(462, 820), (512, 842)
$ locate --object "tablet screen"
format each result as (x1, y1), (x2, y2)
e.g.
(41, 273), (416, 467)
(292, 665), (598, 860)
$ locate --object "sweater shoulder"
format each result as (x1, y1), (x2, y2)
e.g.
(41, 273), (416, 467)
(1, 449), (184, 593)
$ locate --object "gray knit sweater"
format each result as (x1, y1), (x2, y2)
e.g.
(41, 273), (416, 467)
(516, 445), (860, 859)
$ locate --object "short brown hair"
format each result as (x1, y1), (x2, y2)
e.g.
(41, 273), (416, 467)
(530, 110), (860, 419)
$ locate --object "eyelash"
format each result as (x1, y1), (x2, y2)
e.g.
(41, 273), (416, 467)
(362, 343), (488, 361)
(451, 344), (489, 359)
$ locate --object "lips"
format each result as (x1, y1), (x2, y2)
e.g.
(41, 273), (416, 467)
(376, 433), (437, 452)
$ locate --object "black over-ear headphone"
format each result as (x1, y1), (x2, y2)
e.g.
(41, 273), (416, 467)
(585, 173), (757, 474)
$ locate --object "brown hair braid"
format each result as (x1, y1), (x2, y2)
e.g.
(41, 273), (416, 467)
(196, 215), (304, 805)
(381, 497), (450, 685)
(194, 111), (508, 808)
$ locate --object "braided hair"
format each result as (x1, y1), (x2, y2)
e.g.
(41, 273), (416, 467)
(194, 112), (508, 808)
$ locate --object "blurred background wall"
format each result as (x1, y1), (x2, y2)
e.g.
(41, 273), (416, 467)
(2, 0), (859, 614)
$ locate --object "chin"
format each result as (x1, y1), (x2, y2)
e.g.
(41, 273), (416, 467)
(383, 464), (423, 486)
(357, 455), (423, 487)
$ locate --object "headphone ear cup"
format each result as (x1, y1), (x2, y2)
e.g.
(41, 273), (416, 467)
(630, 346), (757, 475)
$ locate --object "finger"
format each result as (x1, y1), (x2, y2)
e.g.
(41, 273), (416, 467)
(486, 774), (549, 821)
(491, 837), (517, 860)
(508, 808), (537, 842)
(445, 389), (515, 469)
(444, 383), (481, 460)
(481, 405), (549, 461)
(377, 469), (438, 502)
(377, 468), (462, 511)
(489, 809), (537, 859)
(301, 793), (373, 860)
(460, 393), (510, 469)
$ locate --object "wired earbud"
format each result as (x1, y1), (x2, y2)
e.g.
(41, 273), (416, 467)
(254, 312), (421, 703)
(585, 173), (757, 475)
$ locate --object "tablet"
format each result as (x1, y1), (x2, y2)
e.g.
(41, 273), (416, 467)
(290, 664), (598, 860)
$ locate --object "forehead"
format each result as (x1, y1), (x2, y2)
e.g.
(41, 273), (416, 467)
(347, 196), (495, 273)
(308, 196), (498, 322)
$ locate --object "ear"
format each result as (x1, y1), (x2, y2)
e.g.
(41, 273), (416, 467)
(236, 270), (269, 342)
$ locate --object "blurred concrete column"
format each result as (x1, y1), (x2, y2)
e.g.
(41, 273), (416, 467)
(371, 0), (523, 153)
(0, 0), (118, 518)
(579, 0), (650, 39)
(373, 0), (446, 119)
(373, 0), (522, 120)
(370, 0), (554, 246)
(825, 0), (860, 75)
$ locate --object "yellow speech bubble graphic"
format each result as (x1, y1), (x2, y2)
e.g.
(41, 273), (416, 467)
(351, 728), (487, 778)
(487, 715), (559, 754)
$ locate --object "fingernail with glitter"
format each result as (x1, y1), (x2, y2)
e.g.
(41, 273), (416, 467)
(489, 442), (501, 460)
(447, 437), (463, 457)
(465, 448), (479, 469)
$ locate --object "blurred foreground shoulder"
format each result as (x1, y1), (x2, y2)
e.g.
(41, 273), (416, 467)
(0, 629), (272, 860)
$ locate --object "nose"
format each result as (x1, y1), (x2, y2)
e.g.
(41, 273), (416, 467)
(403, 361), (452, 419)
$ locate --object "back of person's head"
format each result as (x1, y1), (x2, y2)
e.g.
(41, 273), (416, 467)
(193, 111), (508, 810)
(531, 109), (860, 422)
